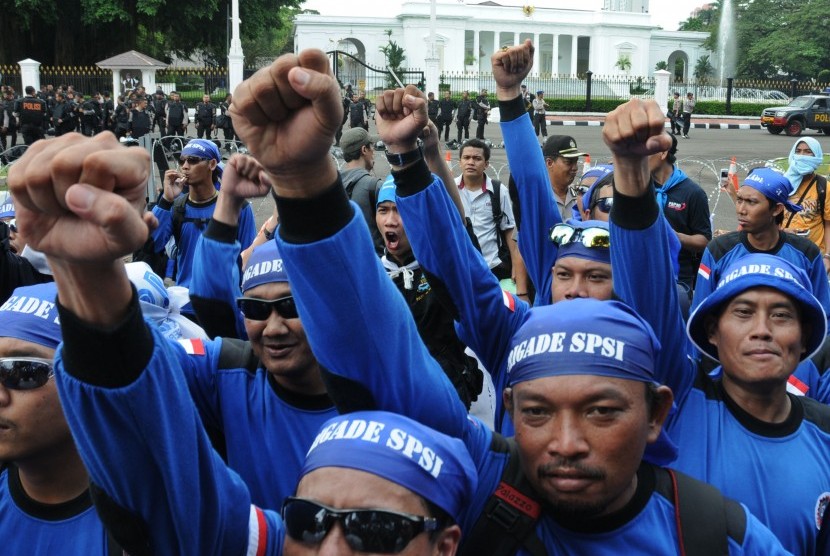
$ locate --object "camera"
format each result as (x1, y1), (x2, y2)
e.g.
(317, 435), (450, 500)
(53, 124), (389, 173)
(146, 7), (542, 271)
(720, 168), (729, 179)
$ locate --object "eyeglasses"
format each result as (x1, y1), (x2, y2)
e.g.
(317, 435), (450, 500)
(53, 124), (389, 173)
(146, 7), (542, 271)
(549, 224), (610, 248)
(178, 156), (208, 166)
(236, 295), (299, 321)
(282, 497), (440, 554)
(0, 357), (54, 390)
(589, 196), (614, 214)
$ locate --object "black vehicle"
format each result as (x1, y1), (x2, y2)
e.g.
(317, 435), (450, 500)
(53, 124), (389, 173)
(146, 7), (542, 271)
(761, 95), (830, 136)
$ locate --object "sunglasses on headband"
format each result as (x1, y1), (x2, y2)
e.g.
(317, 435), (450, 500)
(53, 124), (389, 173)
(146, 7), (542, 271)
(0, 357), (54, 391)
(236, 295), (298, 321)
(568, 184), (590, 197)
(282, 497), (440, 554)
(549, 224), (610, 249)
(589, 196), (614, 214)
(178, 156), (209, 166)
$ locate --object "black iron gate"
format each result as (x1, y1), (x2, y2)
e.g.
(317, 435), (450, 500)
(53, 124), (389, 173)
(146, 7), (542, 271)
(327, 50), (423, 96)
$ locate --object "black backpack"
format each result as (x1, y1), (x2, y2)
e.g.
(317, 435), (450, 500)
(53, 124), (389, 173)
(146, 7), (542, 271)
(486, 178), (512, 270)
(461, 435), (747, 556)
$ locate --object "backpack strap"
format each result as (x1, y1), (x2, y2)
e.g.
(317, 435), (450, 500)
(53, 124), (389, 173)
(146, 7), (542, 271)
(459, 434), (546, 556)
(816, 174), (826, 222)
(785, 175), (818, 229)
(217, 337), (260, 373)
(655, 467), (746, 556)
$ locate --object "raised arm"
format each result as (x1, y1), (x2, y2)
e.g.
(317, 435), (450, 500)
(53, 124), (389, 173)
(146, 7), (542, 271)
(493, 40), (561, 305)
(9, 132), (284, 554)
(603, 100), (697, 400)
(231, 50), (469, 438)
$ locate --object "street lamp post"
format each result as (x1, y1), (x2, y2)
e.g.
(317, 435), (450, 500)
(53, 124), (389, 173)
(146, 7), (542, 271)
(228, 0), (244, 94)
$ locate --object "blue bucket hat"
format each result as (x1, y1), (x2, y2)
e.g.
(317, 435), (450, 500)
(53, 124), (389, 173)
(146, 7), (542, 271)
(687, 254), (826, 361)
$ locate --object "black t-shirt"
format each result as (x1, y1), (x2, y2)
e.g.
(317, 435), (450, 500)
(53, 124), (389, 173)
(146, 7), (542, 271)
(659, 175), (712, 289)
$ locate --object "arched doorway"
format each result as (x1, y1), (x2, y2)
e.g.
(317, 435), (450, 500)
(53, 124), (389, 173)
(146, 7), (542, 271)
(333, 38), (366, 92)
(667, 50), (689, 82)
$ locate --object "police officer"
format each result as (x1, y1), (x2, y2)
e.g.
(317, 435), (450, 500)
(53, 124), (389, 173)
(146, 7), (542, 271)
(15, 86), (47, 145)
(1, 90), (18, 152)
(51, 92), (74, 137)
(475, 88), (490, 140)
(151, 89), (167, 134)
(165, 91), (188, 138)
(456, 90), (472, 143)
(348, 93), (365, 130)
(81, 92), (102, 137)
(218, 93), (235, 147)
(112, 95), (131, 138)
(101, 91), (114, 132)
(194, 93), (216, 139)
(427, 92), (439, 128)
(128, 97), (152, 139)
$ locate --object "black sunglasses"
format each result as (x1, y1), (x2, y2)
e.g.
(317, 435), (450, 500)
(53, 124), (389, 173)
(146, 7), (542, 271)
(590, 196), (614, 214)
(178, 156), (208, 166)
(549, 223), (610, 248)
(7, 218), (16, 233)
(282, 497), (439, 554)
(0, 357), (54, 391)
(236, 295), (298, 321)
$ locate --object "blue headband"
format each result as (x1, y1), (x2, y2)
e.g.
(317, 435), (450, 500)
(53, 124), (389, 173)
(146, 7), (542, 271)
(0, 282), (61, 350)
(377, 174), (396, 207)
(571, 165), (613, 221)
(507, 298), (660, 386)
(0, 196), (14, 219)
(241, 240), (289, 293)
(181, 139), (221, 163)
(302, 411), (477, 523)
(743, 168), (802, 213)
(687, 253), (826, 361)
(556, 220), (611, 265)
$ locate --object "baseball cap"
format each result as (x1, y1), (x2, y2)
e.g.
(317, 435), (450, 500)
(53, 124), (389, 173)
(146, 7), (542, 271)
(340, 128), (379, 158)
(742, 167), (803, 213)
(241, 240), (289, 293)
(0, 282), (61, 350)
(543, 135), (587, 159)
(687, 254), (826, 362)
(302, 410), (477, 523)
(536, 90), (544, 95)
(180, 139), (221, 163)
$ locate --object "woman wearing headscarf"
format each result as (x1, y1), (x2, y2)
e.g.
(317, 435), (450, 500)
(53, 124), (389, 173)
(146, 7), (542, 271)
(782, 137), (829, 270)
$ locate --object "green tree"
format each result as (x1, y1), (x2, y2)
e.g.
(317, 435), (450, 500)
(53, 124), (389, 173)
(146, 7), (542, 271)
(655, 61), (669, 71)
(694, 54), (714, 83)
(615, 54), (632, 73)
(379, 29), (406, 88)
(0, 0), (301, 66)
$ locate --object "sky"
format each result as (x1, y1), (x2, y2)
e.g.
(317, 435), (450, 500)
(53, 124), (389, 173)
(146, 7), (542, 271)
(299, 0), (692, 32)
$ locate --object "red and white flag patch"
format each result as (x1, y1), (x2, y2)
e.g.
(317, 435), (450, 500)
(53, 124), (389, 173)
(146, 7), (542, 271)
(698, 263), (711, 281)
(502, 290), (516, 312)
(177, 338), (206, 356)
(787, 375), (809, 396)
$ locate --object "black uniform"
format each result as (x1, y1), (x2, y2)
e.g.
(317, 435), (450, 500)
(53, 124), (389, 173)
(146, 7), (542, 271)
(194, 101), (216, 139)
(437, 97), (456, 142)
(151, 95), (167, 134)
(52, 101), (75, 136)
(129, 108), (152, 139)
(427, 98), (440, 128)
(1, 97), (18, 151)
(101, 97), (114, 132)
(456, 98), (472, 143)
(113, 101), (131, 138)
(80, 98), (101, 136)
(475, 94), (490, 140)
(16, 95), (47, 145)
(218, 100), (235, 144)
(336, 96), (350, 146)
(166, 100), (187, 137)
(348, 101), (366, 129)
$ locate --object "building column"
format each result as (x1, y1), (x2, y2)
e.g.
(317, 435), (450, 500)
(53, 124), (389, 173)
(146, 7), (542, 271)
(18, 58), (41, 92)
(533, 33), (540, 73)
(513, 32), (519, 46)
(473, 30), (480, 71)
(570, 35), (578, 76)
(552, 34), (559, 74)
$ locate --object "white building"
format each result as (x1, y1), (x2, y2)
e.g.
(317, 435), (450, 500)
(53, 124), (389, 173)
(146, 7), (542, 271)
(294, 0), (709, 94)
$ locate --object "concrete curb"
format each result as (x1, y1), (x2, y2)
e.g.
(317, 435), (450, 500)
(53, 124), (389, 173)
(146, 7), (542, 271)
(547, 120), (764, 130)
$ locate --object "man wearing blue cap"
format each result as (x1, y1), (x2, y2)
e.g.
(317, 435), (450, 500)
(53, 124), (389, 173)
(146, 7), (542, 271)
(9, 134), (476, 554)
(692, 166), (830, 326)
(0, 282), (121, 553)
(218, 47), (781, 554)
(150, 139), (256, 318)
(603, 96), (830, 554)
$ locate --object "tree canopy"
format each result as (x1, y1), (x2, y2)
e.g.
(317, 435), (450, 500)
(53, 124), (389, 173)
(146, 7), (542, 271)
(679, 0), (830, 80)
(0, 0), (303, 66)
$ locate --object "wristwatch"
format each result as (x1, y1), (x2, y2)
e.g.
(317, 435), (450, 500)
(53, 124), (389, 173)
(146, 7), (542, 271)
(386, 145), (423, 167)
(263, 226), (276, 241)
